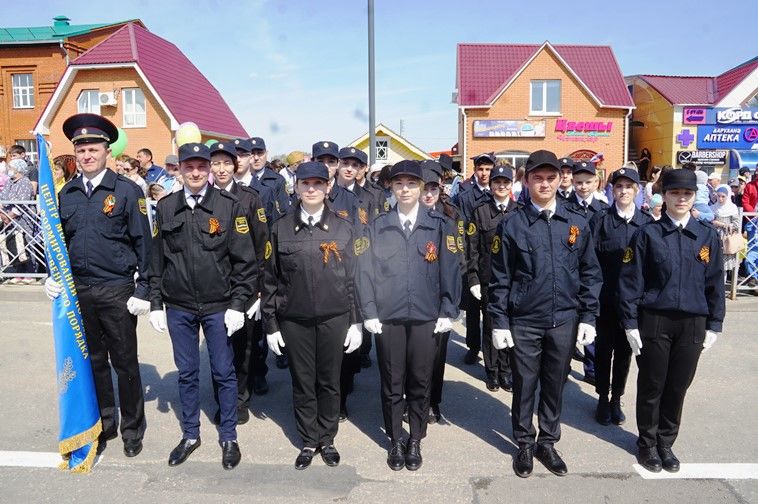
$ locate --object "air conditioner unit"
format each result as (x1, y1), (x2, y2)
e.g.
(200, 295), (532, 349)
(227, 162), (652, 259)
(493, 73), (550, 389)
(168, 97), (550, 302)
(99, 92), (117, 107)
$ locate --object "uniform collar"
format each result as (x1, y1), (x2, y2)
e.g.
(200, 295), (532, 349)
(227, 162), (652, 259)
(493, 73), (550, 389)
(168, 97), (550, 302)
(660, 212), (697, 238)
(294, 203), (331, 233)
(177, 184), (214, 213)
(81, 168), (112, 191)
(398, 202), (420, 229)
(235, 171), (253, 186)
(525, 199), (566, 225)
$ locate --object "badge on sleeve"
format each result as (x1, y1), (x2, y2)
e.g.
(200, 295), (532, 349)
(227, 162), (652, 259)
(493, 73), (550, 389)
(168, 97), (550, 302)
(353, 237), (370, 256)
(152, 220), (158, 238)
(446, 235), (458, 254)
(138, 198), (147, 216)
(359, 207), (368, 225)
(103, 194), (116, 215)
(426, 241), (439, 262)
(491, 235), (501, 254)
(457, 220), (464, 236)
(456, 236), (464, 253)
(466, 223), (476, 236)
(337, 209), (349, 219)
(383, 200), (389, 212)
(698, 246), (710, 264)
(257, 208), (267, 223)
(234, 216), (248, 234)
(622, 247), (633, 263)
(568, 225), (580, 246)
(264, 240), (272, 260)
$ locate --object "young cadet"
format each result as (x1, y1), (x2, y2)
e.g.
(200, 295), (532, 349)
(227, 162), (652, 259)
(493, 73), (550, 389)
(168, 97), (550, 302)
(355, 152), (386, 219)
(419, 161), (465, 423)
(567, 160), (609, 385)
(488, 150), (601, 478)
(556, 157), (574, 200)
(237, 137), (288, 221)
(262, 161), (362, 470)
(148, 142), (256, 470)
(467, 165), (518, 393)
(456, 153), (495, 365)
(619, 168), (724, 473)
(234, 138), (277, 224)
(312, 141), (359, 222)
(46, 113), (151, 458)
(589, 168), (652, 426)
(209, 141), (270, 423)
(359, 160), (461, 471)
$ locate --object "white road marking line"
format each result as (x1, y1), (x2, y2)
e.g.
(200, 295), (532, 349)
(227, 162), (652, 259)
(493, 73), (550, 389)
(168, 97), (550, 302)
(0, 451), (61, 468)
(634, 463), (758, 479)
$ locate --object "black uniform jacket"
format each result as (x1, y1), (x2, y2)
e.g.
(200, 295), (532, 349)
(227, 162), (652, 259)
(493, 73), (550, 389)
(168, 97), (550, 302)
(59, 169), (151, 299)
(467, 196), (518, 289)
(618, 214), (725, 332)
(262, 205), (360, 334)
(149, 186), (257, 315)
(250, 166), (289, 221)
(358, 206), (462, 323)
(227, 181), (269, 296)
(488, 200), (602, 330)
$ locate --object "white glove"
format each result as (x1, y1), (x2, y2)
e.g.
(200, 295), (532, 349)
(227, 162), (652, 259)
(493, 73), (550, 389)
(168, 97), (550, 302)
(625, 328), (642, 356)
(267, 331), (285, 356)
(434, 317), (452, 333)
(576, 323), (596, 346)
(492, 328), (514, 350)
(149, 310), (167, 333)
(44, 277), (63, 300)
(469, 284), (482, 300)
(702, 330), (718, 352)
(364, 318), (382, 335)
(126, 296), (151, 316)
(344, 323), (363, 354)
(224, 309), (245, 337)
(246, 298), (261, 321)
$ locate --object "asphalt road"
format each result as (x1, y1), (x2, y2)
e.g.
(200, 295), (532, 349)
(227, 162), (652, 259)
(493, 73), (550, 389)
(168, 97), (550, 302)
(0, 286), (756, 503)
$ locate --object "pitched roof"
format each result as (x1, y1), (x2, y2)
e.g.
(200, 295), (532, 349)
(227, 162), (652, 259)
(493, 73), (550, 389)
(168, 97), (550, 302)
(636, 57), (758, 105)
(71, 23), (247, 137)
(0, 16), (141, 44)
(456, 42), (634, 109)
(348, 123), (431, 160)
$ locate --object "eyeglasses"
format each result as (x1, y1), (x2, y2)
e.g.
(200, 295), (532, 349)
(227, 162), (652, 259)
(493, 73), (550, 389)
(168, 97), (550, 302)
(211, 160), (235, 168)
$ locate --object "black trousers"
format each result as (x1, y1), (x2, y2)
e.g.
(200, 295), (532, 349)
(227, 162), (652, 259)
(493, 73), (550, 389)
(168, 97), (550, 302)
(280, 313), (349, 449)
(464, 290), (481, 352)
(481, 295), (511, 380)
(77, 283), (145, 441)
(511, 319), (576, 447)
(595, 304), (633, 398)
(430, 330), (450, 407)
(636, 310), (704, 449)
(376, 321), (437, 442)
(340, 347), (361, 406)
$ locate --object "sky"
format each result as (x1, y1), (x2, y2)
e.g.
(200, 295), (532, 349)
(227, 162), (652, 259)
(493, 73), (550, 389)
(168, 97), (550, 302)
(10, 0), (757, 156)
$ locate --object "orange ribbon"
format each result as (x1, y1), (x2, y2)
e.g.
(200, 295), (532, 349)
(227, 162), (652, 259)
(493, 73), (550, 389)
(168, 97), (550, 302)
(425, 241), (438, 262)
(320, 241), (342, 264)
(568, 225), (580, 246)
(698, 246), (710, 264)
(209, 217), (222, 235)
(103, 194), (116, 215)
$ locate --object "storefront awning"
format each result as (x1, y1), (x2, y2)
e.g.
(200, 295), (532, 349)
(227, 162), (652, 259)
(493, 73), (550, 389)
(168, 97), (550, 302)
(729, 149), (758, 171)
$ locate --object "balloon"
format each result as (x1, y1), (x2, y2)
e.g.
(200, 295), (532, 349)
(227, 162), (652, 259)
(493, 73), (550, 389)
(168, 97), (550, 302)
(175, 122), (201, 147)
(205, 139), (218, 147)
(110, 128), (128, 158)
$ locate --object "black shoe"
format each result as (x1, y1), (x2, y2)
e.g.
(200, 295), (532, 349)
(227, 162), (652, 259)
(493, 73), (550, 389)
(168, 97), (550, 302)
(405, 439), (422, 471)
(275, 354), (289, 369)
(96, 439), (107, 456)
(221, 440), (241, 470)
(513, 445), (534, 478)
(360, 354), (372, 368)
(295, 448), (315, 470)
(320, 445), (340, 467)
(464, 349), (479, 365)
(253, 375), (269, 395)
(595, 397), (612, 425)
(485, 375), (500, 392)
(498, 374), (513, 392)
(339, 403), (348, 422)
(609, 397), (625, 425)
(657, 446), (680, 473)
(535, 444), (568, 476)
(637, 446), (662, 473)
(428, 405), (440, 424)
(168, 438), (201, 466)
(387, 440), (405, 471)
(237, 406), (250, 425)
(123, 439), (143, 458)
(583, 373), (596, 386)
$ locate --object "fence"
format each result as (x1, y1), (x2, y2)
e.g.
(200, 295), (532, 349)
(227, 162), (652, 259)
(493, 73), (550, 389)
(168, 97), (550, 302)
(0, 200), (46, 280)
(730, 211), (758, 300)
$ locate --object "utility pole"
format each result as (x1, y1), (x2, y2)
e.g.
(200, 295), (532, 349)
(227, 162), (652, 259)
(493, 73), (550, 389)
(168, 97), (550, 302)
(368, 0), (376, 166)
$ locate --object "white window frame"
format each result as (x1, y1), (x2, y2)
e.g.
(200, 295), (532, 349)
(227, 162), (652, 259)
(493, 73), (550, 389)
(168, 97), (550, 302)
(375, 136), (389, 161)
(14, 139), (38, 164)
(77, 89), (101, 114)
(12, 73), (35, 109)
(122, 88), (147, 128)
(529, 79), (561, 116)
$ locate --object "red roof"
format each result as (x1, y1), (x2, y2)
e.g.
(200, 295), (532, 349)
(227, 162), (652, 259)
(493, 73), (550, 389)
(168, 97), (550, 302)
(637, 57), (758, 105)
(73, 23), (247, 137)
(456, 42), (634, 108)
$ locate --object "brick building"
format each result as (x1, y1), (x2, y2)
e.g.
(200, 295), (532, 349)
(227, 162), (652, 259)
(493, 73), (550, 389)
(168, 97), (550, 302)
(455, 42), (634, 180)
(0, 16), (141, 161)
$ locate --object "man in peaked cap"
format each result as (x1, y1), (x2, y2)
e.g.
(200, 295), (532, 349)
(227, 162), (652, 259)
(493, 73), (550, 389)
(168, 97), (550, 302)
(311, 141), (360, 224)
(235, 137), (289, 222)
(45, 113), (152, 458)
(557, 157), (574, 200)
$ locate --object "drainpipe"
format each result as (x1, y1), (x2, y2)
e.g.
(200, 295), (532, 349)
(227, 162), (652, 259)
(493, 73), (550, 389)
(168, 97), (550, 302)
(623, 108), (632, 164)
(461, 107), (468, 177)
(59, 40), (69, 65)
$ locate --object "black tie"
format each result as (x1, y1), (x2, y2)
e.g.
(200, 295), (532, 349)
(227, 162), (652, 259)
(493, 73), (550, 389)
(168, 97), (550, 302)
(499, 204), (506, 213)
(190, 194), (201, 208)
(403, 220), (412, 237)
(86, 181), (93, 198)
(677, 224), (683, 233)
(541, 209), (551, 222)
(582, 200), (588, 209)
(307, 216), (314, 228)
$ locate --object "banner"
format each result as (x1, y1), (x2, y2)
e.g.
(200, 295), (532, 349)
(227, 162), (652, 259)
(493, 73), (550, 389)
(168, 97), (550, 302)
(472, 120), (545, 137)
(36, 134), (102, 472)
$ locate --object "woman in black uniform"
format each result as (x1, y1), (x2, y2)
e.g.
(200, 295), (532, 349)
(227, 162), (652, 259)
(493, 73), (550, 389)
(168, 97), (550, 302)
(262, 161), (362, 470)
(359, 160), (461, 471)
(619, 168), (725, 473)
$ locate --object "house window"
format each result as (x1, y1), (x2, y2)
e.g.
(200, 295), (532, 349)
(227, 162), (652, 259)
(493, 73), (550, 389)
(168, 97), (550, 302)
(77, 90), (101, 114)
(122, 88), (146, 127)
(530, 79), (561, 115)
(375, 137), (389, 161)
(12, 73), (34, 109)
(14, 139), (38, 164)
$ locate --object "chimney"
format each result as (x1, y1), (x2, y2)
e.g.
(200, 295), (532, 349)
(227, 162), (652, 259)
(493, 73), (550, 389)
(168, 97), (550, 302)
(53, 16), (71, 28)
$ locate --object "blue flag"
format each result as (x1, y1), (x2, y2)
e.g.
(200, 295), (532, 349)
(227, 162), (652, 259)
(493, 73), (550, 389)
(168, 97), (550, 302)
(37, 134), (102, 472)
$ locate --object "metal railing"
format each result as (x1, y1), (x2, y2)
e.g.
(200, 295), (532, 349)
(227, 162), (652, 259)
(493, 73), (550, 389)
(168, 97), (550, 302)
(730, 211), (758, 300)
(0, 200), (46, 279)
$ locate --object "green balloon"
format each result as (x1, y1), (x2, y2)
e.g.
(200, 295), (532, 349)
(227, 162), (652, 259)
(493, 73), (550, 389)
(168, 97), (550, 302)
(205, 139), (218, 147)
(110, 128), (128, 158)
